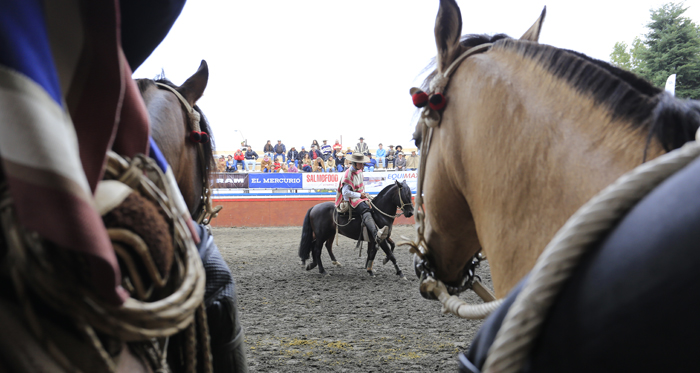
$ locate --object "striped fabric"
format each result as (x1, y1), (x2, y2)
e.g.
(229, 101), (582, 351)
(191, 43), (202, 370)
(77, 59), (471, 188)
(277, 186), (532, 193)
(335, 167), (367, 208)
(0, 0), (151, 305)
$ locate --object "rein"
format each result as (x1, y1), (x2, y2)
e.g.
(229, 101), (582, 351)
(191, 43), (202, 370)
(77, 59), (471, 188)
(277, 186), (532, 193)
(402, 43), (505, 319)
(368, 184), (410, 219)
(154, 83), (221, 225)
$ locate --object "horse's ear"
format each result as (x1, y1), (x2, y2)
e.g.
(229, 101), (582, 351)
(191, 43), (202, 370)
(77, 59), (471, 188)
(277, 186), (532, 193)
(520, 7), (546, 42)
(395, 180), (400, 186)
(179, 60), (209, 106)
(435, 0), (463, 74)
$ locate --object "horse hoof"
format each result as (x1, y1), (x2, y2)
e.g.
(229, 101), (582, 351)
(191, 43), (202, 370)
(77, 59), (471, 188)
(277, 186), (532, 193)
(306, 262), (318, 271)
(332, 261), (342, 267)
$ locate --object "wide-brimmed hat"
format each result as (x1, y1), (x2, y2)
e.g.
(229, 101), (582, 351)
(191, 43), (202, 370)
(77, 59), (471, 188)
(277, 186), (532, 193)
(348, 153), (369, 163)
(359, 137), (364, 140)
(388, 145), (394, 148)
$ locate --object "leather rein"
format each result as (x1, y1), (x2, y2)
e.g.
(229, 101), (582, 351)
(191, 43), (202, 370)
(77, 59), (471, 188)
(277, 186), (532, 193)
(407, 43), (493, 296)
(154, 83), (221, 225)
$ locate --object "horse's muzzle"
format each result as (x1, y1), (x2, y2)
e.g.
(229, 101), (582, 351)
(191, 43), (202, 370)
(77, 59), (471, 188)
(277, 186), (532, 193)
(403, 209), (414, 218)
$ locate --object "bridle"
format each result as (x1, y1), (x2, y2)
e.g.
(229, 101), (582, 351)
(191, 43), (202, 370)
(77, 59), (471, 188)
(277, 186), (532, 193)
(408, 43), (493, 295)
(369, 182), (413, 219)
(154, 83), (221, 224)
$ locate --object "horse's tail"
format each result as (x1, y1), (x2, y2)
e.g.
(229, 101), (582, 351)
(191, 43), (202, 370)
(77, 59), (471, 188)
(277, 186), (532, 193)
(299, 207), (315, 260)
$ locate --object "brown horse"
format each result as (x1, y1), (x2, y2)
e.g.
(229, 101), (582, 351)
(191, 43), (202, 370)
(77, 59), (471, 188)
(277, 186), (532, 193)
(136, 60), (217, 224)
(410, 0), (699, 304)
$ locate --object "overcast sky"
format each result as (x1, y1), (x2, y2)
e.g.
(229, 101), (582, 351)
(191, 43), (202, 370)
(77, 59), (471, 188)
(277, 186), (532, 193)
(133, 0), (700, 153)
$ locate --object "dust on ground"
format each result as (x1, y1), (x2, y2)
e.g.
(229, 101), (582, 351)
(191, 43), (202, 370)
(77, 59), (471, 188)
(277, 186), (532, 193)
(213, 226), (490, 372)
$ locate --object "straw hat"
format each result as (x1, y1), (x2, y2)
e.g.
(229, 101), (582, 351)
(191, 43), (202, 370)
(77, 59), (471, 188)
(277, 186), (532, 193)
(347, 153), (369, 164)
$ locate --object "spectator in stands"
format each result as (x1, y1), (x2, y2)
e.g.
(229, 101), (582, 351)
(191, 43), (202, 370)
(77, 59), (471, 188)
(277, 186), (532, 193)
(261, 154), (273, 173)
(301, 154), (313, 172)
(395, 152), (406, 171)
(345, 147), (353, 156)
(333, 139), (342, 155)
(240, 141), (248, 152)
(406, 150), (420, 170)
(287, 146), (299, 168)
(326, 156), (335, 172)
(244, 147), (259, 172)
(364, 154), (377, 172)
(298, 146), (308, 164)
(309, 145), (323, 162)
(281, 161), (289, 172)
(311, 139), (320, 150)
(217, 155), (226, 172)
(320, 140), (332, 160)
(274, 140), (286, 162)
(386, 145), (396, 168)
(288, 162), (299, 173)
(355, 137), (369, 155)
(263, 140), (274, 158)
(273, 156), (282, 172)
(375, 143), (386, 168)
(233, 149), (245, 172)
(334, 151), (345, 172)
(226, 155), (235, 172)
(395, 145), (403, 155)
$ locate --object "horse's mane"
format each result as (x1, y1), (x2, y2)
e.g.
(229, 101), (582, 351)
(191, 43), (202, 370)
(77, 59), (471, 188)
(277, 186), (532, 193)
(423, 35), (700, 153)
(375, 182), (397, 200)
(136, 76), (216, 175)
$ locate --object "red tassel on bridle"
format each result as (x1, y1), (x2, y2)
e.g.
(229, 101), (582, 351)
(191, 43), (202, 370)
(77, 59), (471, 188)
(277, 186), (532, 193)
(410, 87), (446, 111)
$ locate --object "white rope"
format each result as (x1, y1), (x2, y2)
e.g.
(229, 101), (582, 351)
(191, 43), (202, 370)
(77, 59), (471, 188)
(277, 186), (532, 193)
(421, 277), (505, 319)
(482, 139), (700, 373)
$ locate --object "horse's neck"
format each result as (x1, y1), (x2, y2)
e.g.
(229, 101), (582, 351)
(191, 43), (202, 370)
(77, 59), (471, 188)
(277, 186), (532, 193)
(449, 51), (665, 295)
(372, 188), (398, 222)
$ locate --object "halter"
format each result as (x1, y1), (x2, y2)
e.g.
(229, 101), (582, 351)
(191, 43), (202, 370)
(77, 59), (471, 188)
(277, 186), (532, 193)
(154, 83), (221, 224)
(370, 182), (413, 219)
(409, 43), (493, 295)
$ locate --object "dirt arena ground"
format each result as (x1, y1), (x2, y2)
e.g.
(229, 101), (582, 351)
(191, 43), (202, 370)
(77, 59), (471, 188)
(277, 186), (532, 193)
(213, 226), (492, 372)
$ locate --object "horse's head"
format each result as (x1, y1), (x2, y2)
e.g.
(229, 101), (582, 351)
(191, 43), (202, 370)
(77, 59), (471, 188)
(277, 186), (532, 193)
(396, 180), (414, 218)
(137, 61), (216, 220)
(411, 0), (545, 299)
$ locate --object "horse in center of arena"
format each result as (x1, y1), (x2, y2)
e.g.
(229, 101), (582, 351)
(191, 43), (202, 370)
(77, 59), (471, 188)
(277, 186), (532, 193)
(299, 180), (413, 277)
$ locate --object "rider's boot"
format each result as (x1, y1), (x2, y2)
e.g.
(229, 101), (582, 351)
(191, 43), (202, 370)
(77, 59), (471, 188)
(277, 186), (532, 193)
(362, 212), (387, 244)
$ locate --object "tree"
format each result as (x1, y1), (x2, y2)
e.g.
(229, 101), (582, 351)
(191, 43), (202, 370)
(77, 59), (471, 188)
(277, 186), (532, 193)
(609, 3), (700, 99)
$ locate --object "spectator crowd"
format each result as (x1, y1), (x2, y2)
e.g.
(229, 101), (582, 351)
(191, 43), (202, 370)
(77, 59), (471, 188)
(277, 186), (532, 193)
(216, 137), (420, 173)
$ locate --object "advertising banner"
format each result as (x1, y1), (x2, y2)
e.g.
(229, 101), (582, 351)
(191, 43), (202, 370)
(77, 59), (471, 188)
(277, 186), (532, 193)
(364, 171), (418, 193)
(302, 173), (341, 190)
(213, 172), (249, 188)
(248, 173), (303, 189)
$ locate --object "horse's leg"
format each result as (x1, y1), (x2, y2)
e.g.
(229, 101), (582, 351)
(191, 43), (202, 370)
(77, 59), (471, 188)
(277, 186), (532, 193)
(382, 237), (396, 265)
(379, 239), (405, 279)
(313, 239), (328, 275)
(325, 237), (342, 267)
(365, 243), (379, 277)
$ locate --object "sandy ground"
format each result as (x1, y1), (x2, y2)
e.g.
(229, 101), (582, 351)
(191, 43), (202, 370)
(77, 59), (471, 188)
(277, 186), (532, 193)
(212, 226), (492, 372)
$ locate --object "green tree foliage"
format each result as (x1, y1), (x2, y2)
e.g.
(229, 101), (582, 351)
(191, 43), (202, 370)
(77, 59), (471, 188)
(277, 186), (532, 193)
(609, 3), (700, 99)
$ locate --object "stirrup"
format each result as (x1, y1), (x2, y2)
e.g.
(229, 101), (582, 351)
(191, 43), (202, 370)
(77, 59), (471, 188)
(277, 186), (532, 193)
(376, 226), (388, 243)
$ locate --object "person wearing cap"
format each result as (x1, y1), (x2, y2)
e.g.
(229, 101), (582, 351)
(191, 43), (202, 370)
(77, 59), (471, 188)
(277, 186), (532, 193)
(274, 140), (286, 163)
(320, 140), (332, 161)
(386, 145), (396, 168)
(287, 146), (299, 168)
(406, 150), (420, 171)
(355, 137), (370, 156)
(375, 143), (386, 169)
(334, 151), (346, 172)
(335, 153), (388, 244)
(298, 146), (308, 164)
(395, 151), (407, 171)
(333, 139), (343, 155)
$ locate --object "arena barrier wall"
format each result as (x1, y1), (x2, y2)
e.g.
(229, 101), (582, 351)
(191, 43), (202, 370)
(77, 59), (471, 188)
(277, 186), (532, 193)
(210, 194), (416, 227)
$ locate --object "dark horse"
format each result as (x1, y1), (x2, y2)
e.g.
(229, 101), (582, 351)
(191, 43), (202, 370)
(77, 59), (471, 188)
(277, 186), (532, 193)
(136, 60), (217, 224)
(299, 180), (414, 277)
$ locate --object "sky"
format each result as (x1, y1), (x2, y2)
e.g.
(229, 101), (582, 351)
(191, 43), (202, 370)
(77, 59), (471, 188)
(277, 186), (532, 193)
(133, 0), (700, 153)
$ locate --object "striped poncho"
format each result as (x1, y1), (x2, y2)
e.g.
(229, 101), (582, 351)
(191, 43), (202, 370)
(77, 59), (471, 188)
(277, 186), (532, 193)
(335, 167), (368, 208)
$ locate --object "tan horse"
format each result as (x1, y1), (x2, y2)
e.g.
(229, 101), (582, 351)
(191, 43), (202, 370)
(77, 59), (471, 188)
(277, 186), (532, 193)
(412, 0), (699, 300)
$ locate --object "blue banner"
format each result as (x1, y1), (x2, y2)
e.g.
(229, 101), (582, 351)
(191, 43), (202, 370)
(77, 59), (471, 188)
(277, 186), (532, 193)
(248, 173), (303, 188)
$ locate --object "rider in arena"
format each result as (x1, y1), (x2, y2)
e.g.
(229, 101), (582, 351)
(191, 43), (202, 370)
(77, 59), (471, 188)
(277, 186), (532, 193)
(336, 153), (389, 244)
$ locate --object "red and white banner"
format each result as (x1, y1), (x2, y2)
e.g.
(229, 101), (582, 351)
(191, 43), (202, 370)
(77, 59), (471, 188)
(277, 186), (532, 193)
(302, 173), (341, 189)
